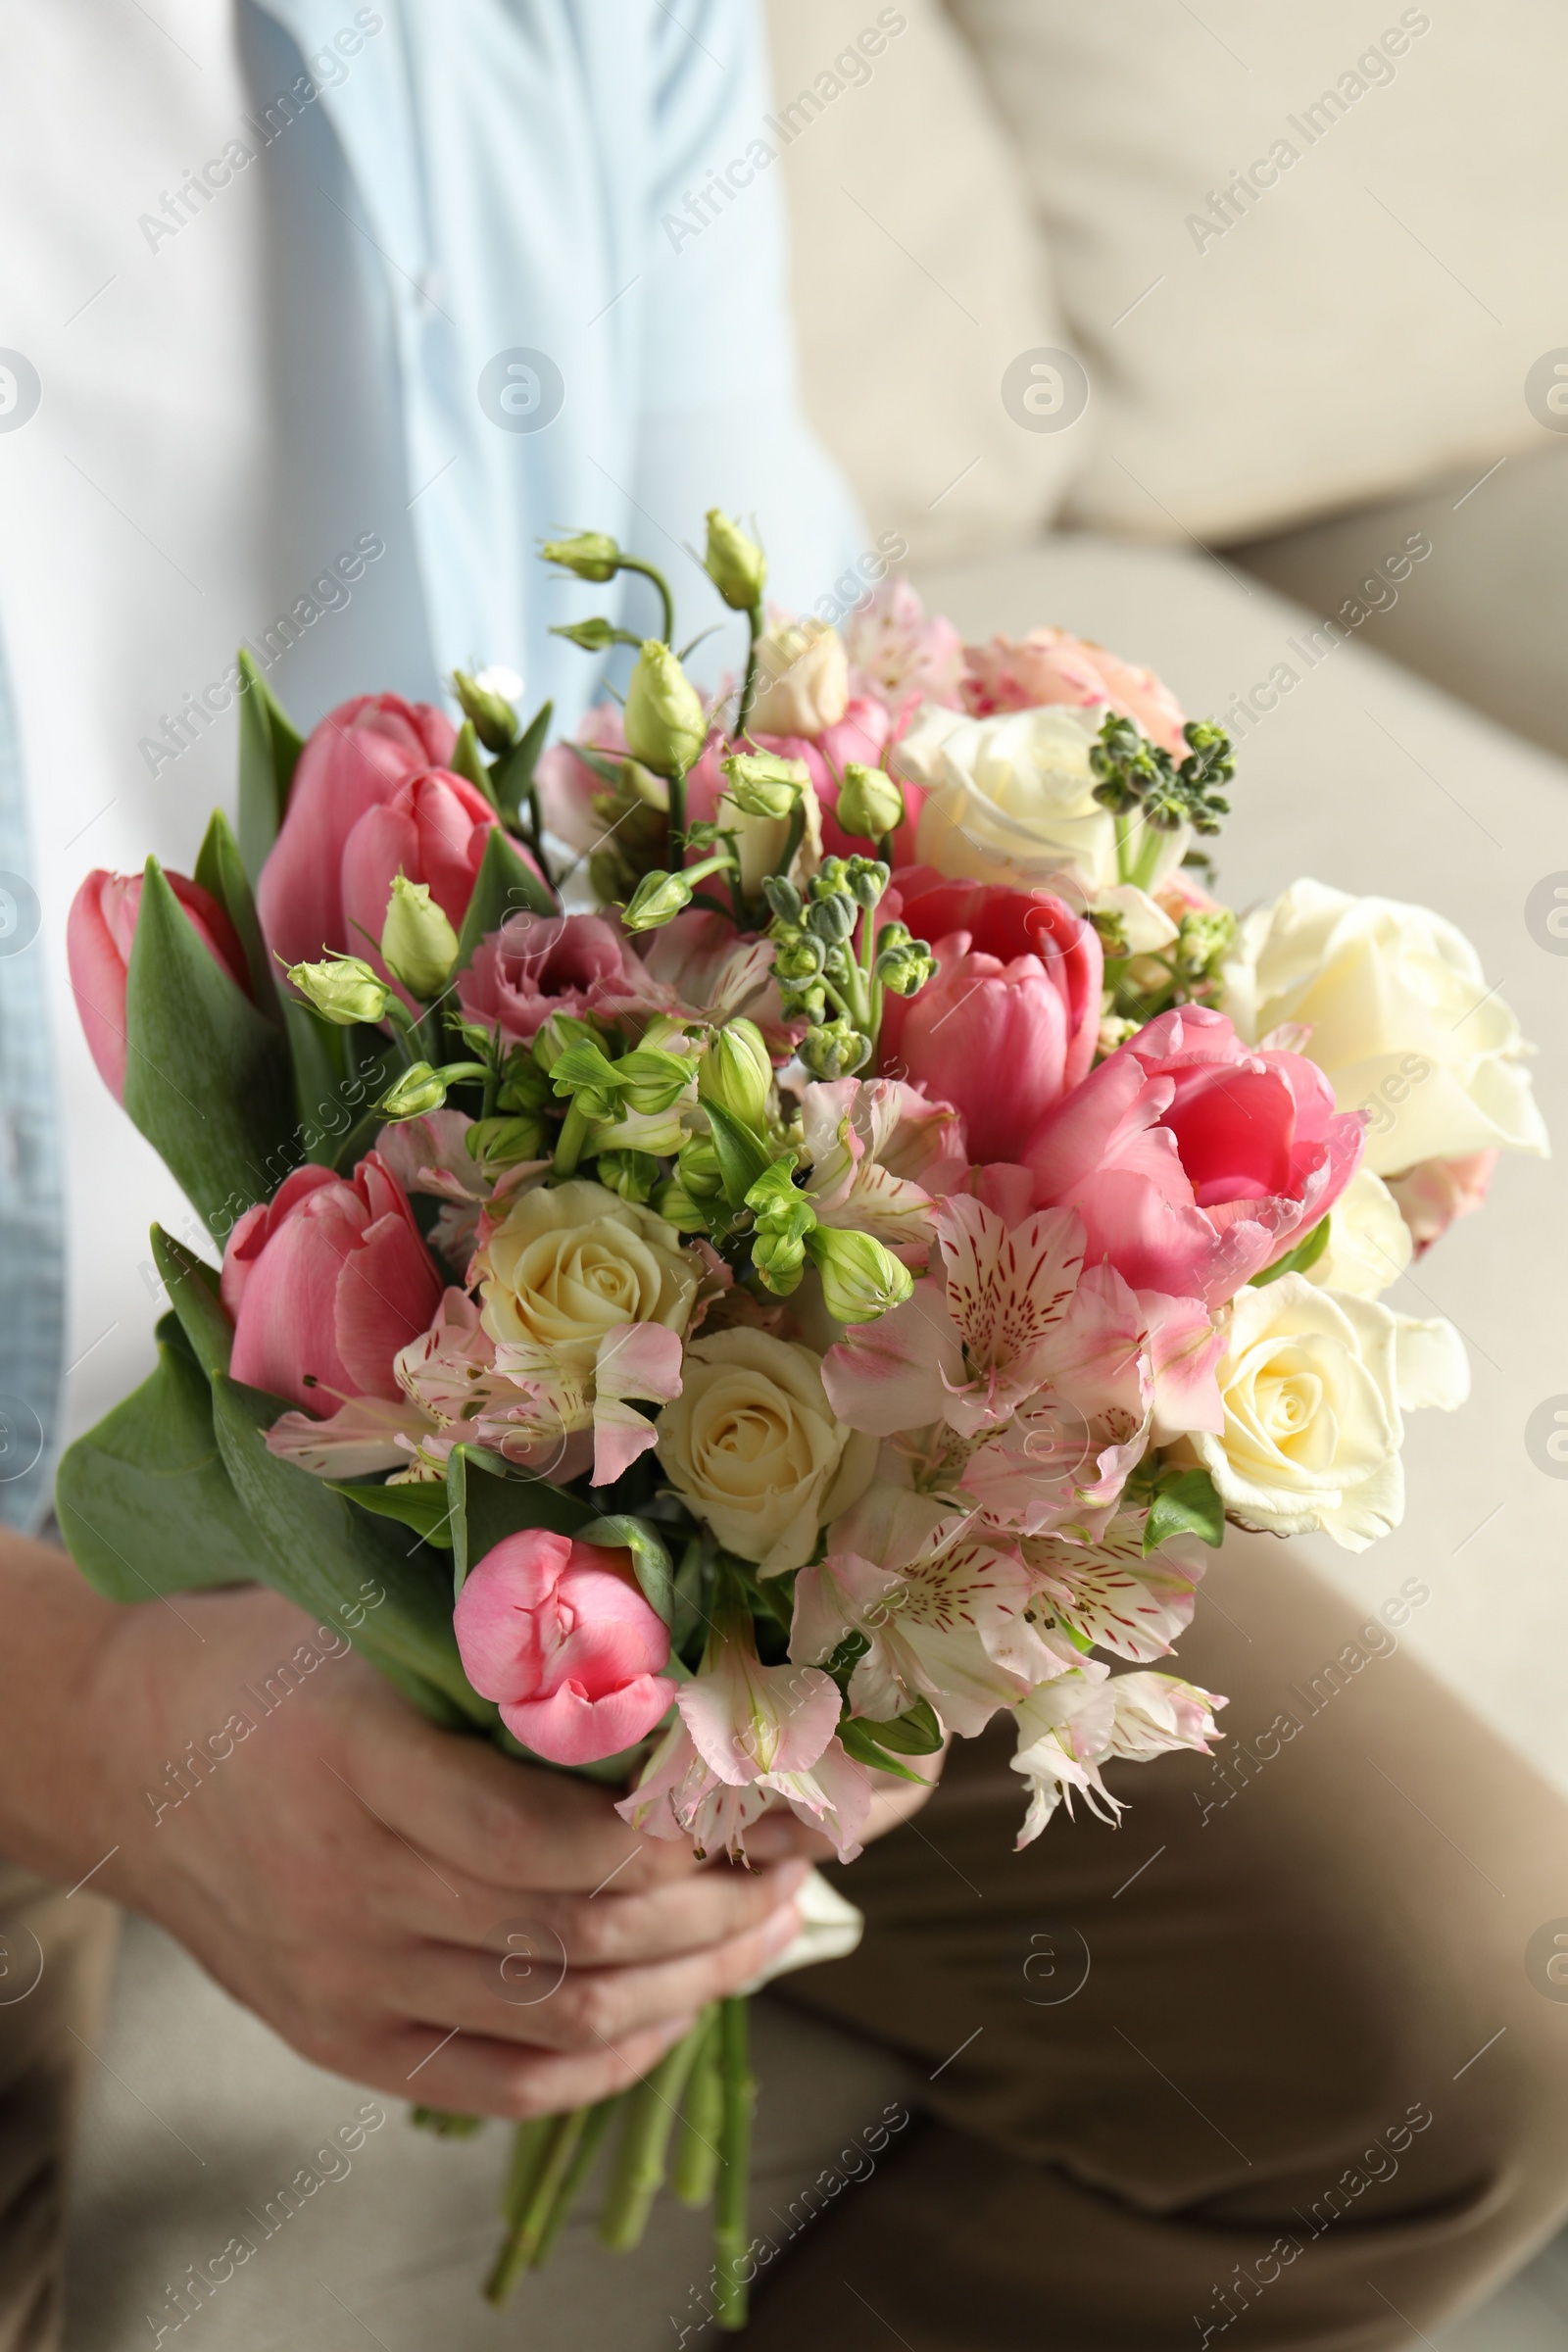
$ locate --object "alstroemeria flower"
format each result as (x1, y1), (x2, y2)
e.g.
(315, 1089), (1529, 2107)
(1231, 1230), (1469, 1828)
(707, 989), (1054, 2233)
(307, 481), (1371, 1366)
(1020, 1517), (1205, 1663)
(800, 1076), (967, 1266)
(1010, 1670), (1224, 1847)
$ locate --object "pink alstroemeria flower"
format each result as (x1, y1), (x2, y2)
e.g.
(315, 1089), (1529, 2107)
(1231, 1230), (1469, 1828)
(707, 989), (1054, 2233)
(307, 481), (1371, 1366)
(454, 1530), (676, 1766)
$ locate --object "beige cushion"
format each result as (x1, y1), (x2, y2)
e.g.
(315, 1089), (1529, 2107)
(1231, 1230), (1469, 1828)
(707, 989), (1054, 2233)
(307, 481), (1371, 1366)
(763, 0), (1079, 563)
(947, 0), (1568, 543)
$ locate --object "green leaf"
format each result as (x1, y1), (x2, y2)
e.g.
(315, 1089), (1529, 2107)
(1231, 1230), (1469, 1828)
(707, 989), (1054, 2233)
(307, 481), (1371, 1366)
(56, 1328), (261, 1601)
(853, 1695), (943, 1755)
(209, 1372), (492, 1726)
(836, 1717), (930, 1785)
(449, 717), (501, 809)
(1249, 1215), (1331, 1288)
(578, 1514), (674, 1627)
(150, 1224), (232, 1380)
(1144, 1466), (1226, 1554)
(123, 858), (296, 1241)
(194, 808), (283, 1025)
(330, 1477), (456, 1549)
(454, 825), (555, 971)
(447, 1444), (591, 1594)
(235, 649), (304, 883)
(703, 1100), (773, 1208)
(491, 699), (553, 829)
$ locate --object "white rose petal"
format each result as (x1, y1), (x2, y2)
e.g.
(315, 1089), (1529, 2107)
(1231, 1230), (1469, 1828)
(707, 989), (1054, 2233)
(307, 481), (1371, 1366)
(1303, 1167), (1412, 1298)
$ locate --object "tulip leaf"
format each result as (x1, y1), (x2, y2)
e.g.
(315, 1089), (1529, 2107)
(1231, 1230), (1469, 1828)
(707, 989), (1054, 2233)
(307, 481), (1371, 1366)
(235, 649), (304, 882)
(1249, 1215), (1330, 1288)
(1143, 1466), (1226, 1554)
(449, 718), (501, 810)
(150, 1223), (232, 1381)
(578, 1513), (674, 1628)
(194, 808), (283, 1026)
(123, 859), (297, 1242)
(56, 1320), (266, 1600)
(446, 1443), (591, 1595)
(209, 1372), (491, 1728)
(703, 1100), (773, 1208)
(454, 825), (555, 971)
(491, 698), (553, 829)
(329, 1476), (456, 1548)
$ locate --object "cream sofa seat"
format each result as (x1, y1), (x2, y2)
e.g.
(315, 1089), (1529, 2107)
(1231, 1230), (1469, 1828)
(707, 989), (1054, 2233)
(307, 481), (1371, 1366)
(66, 538), (1568, 2345)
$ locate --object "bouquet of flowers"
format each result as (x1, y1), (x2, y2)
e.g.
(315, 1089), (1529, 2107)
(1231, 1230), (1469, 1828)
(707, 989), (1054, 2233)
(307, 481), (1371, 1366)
(58, 508), (1545, 2326)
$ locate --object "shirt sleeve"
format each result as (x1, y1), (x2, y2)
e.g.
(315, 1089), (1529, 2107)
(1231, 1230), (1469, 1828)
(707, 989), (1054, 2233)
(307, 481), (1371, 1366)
(630, 0), (868, 644)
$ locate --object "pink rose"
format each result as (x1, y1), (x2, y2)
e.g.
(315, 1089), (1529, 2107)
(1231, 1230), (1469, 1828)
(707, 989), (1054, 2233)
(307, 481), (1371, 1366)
(339, 767), (521, 984)
(1024, 1005), (1364, 1307)
(258, 694), (456, 969)
(220, 1152), (444, 1410)
(457, 909), (636, 1046)
(961, 627), (1187, 757)
(1386, 1150), (1499, 1254)
(454, 1529), (676, 1764)
(68, 866), (251, 1104)
(880, 875), (1102, 1166)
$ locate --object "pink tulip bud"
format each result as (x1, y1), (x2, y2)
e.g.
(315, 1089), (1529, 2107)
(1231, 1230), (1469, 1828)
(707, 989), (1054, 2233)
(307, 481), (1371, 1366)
(257, 693), (456, 972)
(220, 1152), (444, 1410)
(454, 1530), (676, 1765)
(339, 767), (519, 985)
(68, 867), (251, 1104)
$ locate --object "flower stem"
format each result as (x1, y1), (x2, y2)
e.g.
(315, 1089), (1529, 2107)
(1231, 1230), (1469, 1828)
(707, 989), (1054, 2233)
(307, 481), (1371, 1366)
(669, 762), (689, 865)
(712, 1996), (755, 2330)
(619, 556), (676, 647)
(553, 1097), (591, 1177)
(734, 600), (764, 742)
(671, 2009), (723, 2206)
(484, 2107), (590, 2306)
(599, 2012), (710, 2250)
(528, 2095), (619, 2269)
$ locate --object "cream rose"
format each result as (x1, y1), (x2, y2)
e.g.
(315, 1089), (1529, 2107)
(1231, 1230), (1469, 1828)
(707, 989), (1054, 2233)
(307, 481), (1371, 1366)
(1223, 878), (1546, 1178)
(1302, 1167), (1411, 1298)
(655, 1329), (876, 1575)
(474, 1179), (696, 1371)
(895, 701), (1188, 898)
(1182, 1273), (1468, 1552)
(748, 619), (849, 738)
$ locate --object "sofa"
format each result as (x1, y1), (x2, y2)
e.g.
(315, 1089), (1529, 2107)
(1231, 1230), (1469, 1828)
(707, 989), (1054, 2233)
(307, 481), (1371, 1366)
(64, 5), (1568, 2345)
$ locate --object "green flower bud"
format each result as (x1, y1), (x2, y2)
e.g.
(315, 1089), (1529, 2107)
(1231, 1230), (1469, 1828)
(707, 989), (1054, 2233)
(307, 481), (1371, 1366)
(624, 641), (708, 777)
(465, 1114), (547, 1167)
(540, 531), (620, 583)
(875, 931), (937, 998)
(697, 1017), (773, 1134)
(771, 931), (824, 984)
(676, 1137), (725, 1200)
(703, 508), (767, 611)
(531, 1011), (601, 1076)
(549, 616), (641, 655)
(286, 952), (387, 1026)
(652, 1177), (710, 1235)
(378, 1061), (448, 1119)
(595, 1149), (662, 1204)
(835, 762), (905, 842)
(805, 1226), (914, 1324)
(451, 668), (517, 754)
(846, 856), (891, 909)
(751, 1225), (808, 1296)
(618, 758), (670, 811)
(719, 748), (808, 822)
(806, 892), (858, 946)
(497, 1046), (550, 1113)
(621, 866), (695, 932)
(800, 1019), (871, 1080)
(761, 874), (803, 924)
(380, 874), (460, 1001)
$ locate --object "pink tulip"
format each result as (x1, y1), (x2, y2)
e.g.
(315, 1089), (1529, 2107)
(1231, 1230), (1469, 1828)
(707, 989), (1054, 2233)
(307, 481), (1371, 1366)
(453, 1530), (676, 1764)
(220, 1152), (444, 1410)
(339, 766), (518, 983)
(257, 694), (456, 969)
(1024, 1005), (1364, 1307)
(961, 627), (1188, 757)
(68, 867), (251, 1104)
(457, 909), (636, 1046)
(880, 875), (1102, 1165)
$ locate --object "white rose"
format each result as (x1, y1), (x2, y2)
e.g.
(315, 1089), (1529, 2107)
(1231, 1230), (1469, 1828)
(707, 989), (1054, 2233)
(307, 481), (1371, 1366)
(1302, 1167), (1411, 1298)
(748, 619), (849, 738)
(894, 701), (1188, 897)
(1223, 878), (1547, 1177)
(656, 1328), (877, 1575)
(474, 1178), (696, 1370)
(1183, 1272), (1468, 1552)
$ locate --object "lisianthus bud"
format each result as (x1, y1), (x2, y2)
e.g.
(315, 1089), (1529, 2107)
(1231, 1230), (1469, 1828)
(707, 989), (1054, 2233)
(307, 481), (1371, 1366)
(380, 873), (460, 1000)
(621, 866), (695, 932)
(286, 952), (387, 1026)
(719, 748), (808, 822)
(452, 667), (518, 754)
(805, 1226), (913, 1323)
(618, 758), (669, 811)
(697, 1018), (772, 1133)
(800, 1018), (871, 1080)
(704, 509), (767, 611)
(540, 531), (619, 583)
(624, 641), (707, 777)
(379, 1061), (448, 1118)
(836, 762), (905, 843)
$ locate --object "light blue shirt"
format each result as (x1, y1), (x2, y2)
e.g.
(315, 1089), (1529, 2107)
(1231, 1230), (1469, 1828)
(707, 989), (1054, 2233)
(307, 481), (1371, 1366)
(0, 0), (862, 1529)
